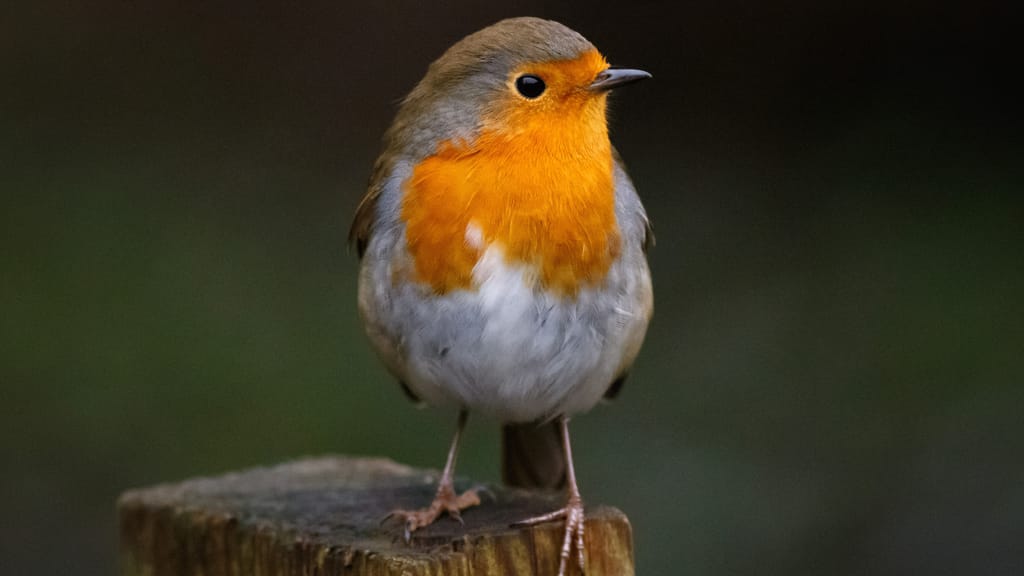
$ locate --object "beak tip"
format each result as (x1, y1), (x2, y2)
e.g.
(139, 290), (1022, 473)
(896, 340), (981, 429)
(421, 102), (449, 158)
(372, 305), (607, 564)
(590, 68), (652, 92)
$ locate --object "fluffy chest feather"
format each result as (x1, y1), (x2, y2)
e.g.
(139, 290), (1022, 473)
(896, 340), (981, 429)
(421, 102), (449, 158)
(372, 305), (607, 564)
(399, 95), (620, 297)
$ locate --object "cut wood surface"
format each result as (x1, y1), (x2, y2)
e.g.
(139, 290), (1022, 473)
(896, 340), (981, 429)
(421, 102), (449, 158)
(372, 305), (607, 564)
(118, 455), (634, 575)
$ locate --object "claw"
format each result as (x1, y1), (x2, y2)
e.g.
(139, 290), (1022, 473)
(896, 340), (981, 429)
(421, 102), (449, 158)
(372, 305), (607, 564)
(381, 411), (481, 541)
(557, 496), (585, 576)
(473, 484), (497, 501)
(450, 508), (464, 525)
(508, 417), (588, 575)
(513, 496), (586, 576)
(382, 486), (481, 541)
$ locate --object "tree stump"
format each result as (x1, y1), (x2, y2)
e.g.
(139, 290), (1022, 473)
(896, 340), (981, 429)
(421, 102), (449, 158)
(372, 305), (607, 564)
(118, 456), (634, 575)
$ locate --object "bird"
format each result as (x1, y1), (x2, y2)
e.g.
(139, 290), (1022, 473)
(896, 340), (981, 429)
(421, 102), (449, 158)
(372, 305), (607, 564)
(350, 16), (652, 575)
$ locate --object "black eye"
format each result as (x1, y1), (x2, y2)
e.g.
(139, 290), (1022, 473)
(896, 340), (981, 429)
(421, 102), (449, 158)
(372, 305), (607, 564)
(515, 74), (546, 99)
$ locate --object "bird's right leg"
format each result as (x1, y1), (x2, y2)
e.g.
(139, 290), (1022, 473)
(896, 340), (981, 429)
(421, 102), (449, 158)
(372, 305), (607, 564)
(385, 409), (480, 541)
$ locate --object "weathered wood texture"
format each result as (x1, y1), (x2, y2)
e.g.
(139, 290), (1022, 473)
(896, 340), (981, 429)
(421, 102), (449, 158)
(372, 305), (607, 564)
(118, 456), (634, 575)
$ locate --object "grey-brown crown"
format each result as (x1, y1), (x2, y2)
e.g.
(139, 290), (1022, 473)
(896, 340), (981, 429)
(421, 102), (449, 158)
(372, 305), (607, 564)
(384, 18), (597, 160)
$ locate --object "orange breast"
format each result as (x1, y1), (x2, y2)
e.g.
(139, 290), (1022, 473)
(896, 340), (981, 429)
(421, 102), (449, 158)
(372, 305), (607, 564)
(400, 48), (620, 297)
(400, 124), (619, 296)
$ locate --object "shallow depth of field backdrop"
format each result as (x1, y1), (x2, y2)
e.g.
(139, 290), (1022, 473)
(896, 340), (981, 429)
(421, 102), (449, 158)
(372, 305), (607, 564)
(3, 2), (1021, 575)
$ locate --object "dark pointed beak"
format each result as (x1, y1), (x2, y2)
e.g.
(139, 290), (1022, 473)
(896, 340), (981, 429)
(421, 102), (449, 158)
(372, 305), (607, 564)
(589, 67), (652, 92)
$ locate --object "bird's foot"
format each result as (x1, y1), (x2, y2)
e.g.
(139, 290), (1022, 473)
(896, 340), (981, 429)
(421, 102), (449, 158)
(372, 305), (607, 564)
(513, 495), (586, 575)
(384, 484), (481, 542)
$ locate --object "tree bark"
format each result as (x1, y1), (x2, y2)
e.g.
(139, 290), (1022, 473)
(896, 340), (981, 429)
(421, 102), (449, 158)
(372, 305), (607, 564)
(118, 455), (634, 575)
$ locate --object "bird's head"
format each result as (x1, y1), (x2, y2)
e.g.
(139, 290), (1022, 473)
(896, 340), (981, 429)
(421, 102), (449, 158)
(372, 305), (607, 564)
(388, 17), (650, 158)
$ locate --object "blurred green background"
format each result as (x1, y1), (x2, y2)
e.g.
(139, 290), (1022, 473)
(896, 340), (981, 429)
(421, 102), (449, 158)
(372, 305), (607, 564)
(3, 2), (1021, 575)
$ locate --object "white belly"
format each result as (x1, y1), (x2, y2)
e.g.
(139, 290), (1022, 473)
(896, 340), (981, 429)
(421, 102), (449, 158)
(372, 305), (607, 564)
(359, 240), (652, 423)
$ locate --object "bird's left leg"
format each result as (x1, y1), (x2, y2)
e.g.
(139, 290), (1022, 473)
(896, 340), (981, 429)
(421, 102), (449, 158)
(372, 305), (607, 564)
(386, 409), (480, 541)
(513, 416), (586, 576)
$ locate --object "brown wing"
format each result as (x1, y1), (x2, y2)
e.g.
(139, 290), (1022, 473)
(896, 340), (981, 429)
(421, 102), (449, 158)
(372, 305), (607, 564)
(604, 372), (629, 400)
(349, 152), (396, 258)
(348, 189), (378, 259)
(611, 146), (654, 254)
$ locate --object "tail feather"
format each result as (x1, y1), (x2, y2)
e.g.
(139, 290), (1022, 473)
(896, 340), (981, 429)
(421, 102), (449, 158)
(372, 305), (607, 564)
(501, 421), (567, 490)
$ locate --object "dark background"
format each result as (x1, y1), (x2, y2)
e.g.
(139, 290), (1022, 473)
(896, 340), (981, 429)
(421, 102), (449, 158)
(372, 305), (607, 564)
(3, 2), (1021, 575)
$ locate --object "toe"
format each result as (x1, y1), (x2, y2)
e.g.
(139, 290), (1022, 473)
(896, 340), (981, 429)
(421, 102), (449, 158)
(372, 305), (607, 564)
(448, 507), (464, 524)
(454, 489), (481, 509)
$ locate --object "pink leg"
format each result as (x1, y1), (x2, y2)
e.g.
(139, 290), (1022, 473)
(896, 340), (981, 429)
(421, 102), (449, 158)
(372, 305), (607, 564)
(385, 410), (481, 541)
(514, 416), (586, 575)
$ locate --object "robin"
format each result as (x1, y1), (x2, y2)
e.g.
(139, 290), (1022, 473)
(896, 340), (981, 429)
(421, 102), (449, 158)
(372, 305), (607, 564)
(350, 16), (652, 575)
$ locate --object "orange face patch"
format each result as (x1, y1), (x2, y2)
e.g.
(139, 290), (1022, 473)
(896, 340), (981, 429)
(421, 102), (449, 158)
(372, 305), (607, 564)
(400, 49), (620, 296)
